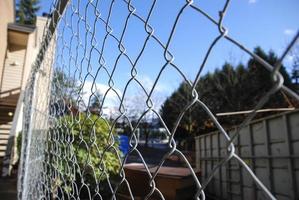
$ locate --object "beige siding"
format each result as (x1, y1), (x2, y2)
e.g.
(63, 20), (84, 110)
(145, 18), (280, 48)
(1, 17), (48, 92)
(33, 35), (55, 117)
(0, 0), (15, 89)
(1, 45), (26, 92)
(21, 17), (48, 90)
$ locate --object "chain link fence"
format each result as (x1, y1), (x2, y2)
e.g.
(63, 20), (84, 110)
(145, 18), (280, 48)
(18, 0), (299, 199)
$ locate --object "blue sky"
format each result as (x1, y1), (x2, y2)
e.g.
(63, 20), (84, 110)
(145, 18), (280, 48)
(35, 0), (299, 109)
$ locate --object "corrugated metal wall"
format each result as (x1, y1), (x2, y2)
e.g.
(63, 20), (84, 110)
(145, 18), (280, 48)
(195, 110), (299, 200)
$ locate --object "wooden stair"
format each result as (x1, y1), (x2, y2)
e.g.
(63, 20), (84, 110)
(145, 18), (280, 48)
(0, 123), (12, 170)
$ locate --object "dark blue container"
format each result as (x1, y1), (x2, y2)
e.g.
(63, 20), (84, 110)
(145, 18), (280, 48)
(119, 135), (129, 155)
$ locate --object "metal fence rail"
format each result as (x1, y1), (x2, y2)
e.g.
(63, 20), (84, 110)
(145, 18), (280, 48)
(18, 0), (299, 199)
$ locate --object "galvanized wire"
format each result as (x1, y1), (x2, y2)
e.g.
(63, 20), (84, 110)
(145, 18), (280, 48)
(18, 0), (299, 200)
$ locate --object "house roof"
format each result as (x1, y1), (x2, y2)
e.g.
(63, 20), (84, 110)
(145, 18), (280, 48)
(8, 23), (35, 33)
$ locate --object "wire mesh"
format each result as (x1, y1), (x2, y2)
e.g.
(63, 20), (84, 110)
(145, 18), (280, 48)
(18, 0), (299, 200)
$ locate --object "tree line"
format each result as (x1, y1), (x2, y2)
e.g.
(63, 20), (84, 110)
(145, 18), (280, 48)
(160, 47), (298, 142)
(16, 0), (40, 25)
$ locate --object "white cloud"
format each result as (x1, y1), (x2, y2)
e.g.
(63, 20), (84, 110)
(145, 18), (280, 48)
(284, 29), (295, 36)
(134, 74), (174, 111)
(286, 55), (294, 62)
(283, 55), (294, 66)
(137, 74), (170, 93)
(81, 81), (122, 108)
(80, 76), (172, 117)
(248, 0), (257, 4)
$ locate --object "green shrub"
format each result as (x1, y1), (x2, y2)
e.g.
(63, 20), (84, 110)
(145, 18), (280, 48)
(51, 113), (120, 196)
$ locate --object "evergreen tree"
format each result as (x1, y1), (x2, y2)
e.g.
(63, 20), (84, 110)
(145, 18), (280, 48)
(290, 45), (299, 92)
(16, 0), (40, 25)
(160, 82), (194, 142)
(160, 47), (295, 139)
(247, 47), (293, 108)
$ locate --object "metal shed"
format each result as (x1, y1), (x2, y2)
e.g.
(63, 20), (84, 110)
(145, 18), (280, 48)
(195, 110), (299, 200)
